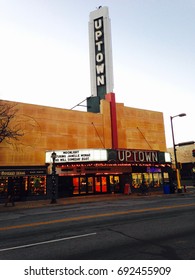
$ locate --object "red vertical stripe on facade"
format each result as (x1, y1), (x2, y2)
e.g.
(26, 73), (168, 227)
(105, 93), (118, 149)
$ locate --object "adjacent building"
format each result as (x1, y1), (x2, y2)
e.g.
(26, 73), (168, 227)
(168, 145), (195, 186)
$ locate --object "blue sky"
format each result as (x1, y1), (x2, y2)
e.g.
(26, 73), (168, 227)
(0, 0), (194, 148)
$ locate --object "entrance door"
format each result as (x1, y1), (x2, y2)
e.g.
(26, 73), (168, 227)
(73, 176), (88, 195)
(101, 176), (107, 193)
(72, 175), (108, 195)
(80, 177), (87, 194)
(87, 176), (94, 194)
(94, 176), (107, 193)
(109, 175), (120, 193)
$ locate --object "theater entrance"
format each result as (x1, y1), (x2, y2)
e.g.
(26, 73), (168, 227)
(72, 175), (108, 195)
(58, 174), (121, 197)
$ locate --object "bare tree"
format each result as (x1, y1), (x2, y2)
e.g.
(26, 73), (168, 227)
(0, 101), (23, 144)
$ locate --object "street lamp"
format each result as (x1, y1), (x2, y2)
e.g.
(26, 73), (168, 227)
(170, 113), (186, 192)
(51, 151), (57, 203)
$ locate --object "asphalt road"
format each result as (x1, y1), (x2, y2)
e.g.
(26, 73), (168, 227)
(0, 194), (195, 260)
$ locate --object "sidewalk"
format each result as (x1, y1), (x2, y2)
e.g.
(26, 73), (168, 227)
(0, 193), (140, 212)
(0, 188), (194, 212)
(0, 194), (123, 212)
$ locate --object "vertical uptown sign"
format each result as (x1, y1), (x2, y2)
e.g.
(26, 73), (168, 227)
(94, 17), (106, 90)
(89, 6), (114, 99)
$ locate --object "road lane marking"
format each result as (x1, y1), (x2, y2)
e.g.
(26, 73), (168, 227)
(0, 202), (195, 231)
(0, 232), (96, 252)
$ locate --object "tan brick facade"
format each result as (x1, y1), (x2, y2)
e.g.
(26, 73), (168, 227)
(0, 99), (167, 167)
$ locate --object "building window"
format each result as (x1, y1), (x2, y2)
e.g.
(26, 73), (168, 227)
(0, 176), (46, 199)
(132, 172), (163, 189)
(29, 176), (46, 195)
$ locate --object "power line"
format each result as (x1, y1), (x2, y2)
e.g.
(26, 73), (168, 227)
(91, 122), (105, 148)
(137, 126), (153, 149)
(70, 99), (87, 110)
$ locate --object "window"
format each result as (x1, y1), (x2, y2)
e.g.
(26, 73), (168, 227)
(29, 176), (46, 195)
(132, 172), (163, 189)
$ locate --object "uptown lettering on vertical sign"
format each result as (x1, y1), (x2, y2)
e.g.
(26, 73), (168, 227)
(94, 17), (106, 88)
(118, 150), (159, 163)
(89, 6), (114, 98)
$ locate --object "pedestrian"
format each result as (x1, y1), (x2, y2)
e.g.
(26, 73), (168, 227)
(4, 178), (15, 207)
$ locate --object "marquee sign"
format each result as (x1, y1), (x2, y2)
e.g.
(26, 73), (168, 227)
(45, 149), (171, 164)
(117, 150), (171, 164)
(45, 149), (108, 163)
(117, 150), (159, 163)
(89, 6), (114, 99)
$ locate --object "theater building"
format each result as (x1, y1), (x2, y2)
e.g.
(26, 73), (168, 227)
(0, 98), (171, 201)
(0, 7), (172, 201)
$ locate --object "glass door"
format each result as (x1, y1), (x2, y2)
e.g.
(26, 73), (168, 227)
(73, 177), (87, 195)
(87, 176), (94, 194)
(109, 175), (120, 193)
(94, 176), (108, 193)
(95, 176), (101, 193)
(101, 176), (107, 193)
(73, 177), (79, 195)
(80, 177), (87, 194)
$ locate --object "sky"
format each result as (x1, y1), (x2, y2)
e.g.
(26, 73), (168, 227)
(0, 0), (194, 148)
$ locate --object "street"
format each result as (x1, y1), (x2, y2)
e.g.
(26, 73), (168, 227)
(0, 193), (195, 260)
